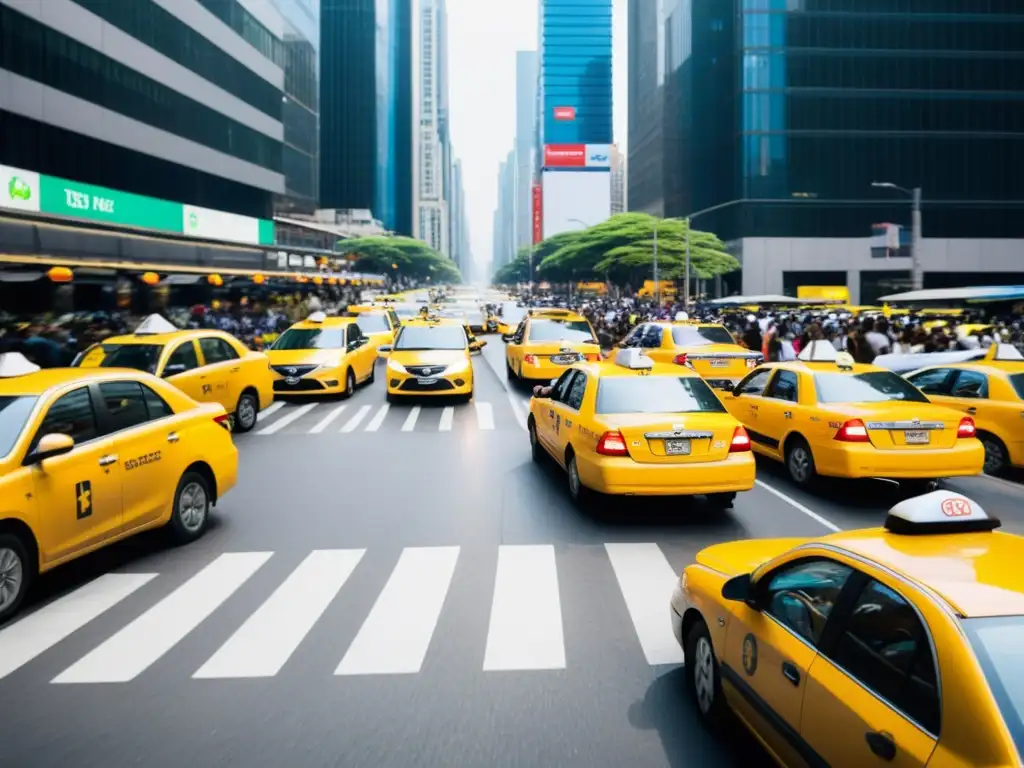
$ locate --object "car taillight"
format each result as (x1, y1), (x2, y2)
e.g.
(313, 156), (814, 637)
(673, 353), (689, 366)
(524, 354), (537, 365)
(214, 413), (231, 430)
(585, 353), (600, 362)
(729, 426), (751, 452)
(596, 430), (629, 456)
(834, 419), (869, 442)
(957, 416), (976, 438)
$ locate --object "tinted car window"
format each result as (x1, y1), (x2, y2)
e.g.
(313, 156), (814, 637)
(527, 320), (596, 343)
(356, 314), (391, 333)
(551, 371), (576, 403)
(565, 372), (588, 410)
(0, 396), (38, 459)
(736, 368), (772, 396)
(964, 616), (1024, 756)
(672, 325), (735, 346)
(99, 381), (150, 432)
(640, 326), (663, 349)
(814, 372), (930, 404)
(100, 344), (163, 375)
(142, 384), (173, 419)
(394, 325), (467, 351)
(595, 376), (727, 414)
(165, 341), (199, 373)
(33, 388), (98, 450)
(272, 328), (345, 350)
(1010, 373), (1024, 400)
(199, 337), (238, 364)
(906, 368), (955, 396)
(765, 370), (799, 402)
(951, 370), (988, 399)
(763, 560), (853, 645)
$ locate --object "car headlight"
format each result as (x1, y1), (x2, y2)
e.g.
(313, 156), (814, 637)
(445, 359), (471, 374)
(387, 359), (407, 373)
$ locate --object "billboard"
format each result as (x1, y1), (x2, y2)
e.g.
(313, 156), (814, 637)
(585, 145), (611, 168)
(541, 170), (612, 240)
(543, 144), (612, 169)
(532, 183), (543, 244)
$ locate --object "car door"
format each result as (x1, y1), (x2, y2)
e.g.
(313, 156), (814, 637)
(346, 323), (373, 382)
(725, 368), (773, 438)
(757, 370), (801, 455)
(801, 576), (939, 767)
(551, 370), (588, 460)
(26, 386), (122, 563)
(160, 339), (204, 401)
(538, 370), (576, 450)
(197, 336), (240, 410)
(95, 380), (186, 529)
(723, 558), (854, 768)
(945, 369), (990, 421)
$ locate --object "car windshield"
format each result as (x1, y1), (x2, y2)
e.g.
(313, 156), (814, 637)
(394, 325), (467, 351)
(596, 376), (727, 414)
(272, 328), (346, 350)
(1010, 373), (1024, 400)
(528, 320), (595, 343)
(814, 371), (930, 404)
(356, 314), (391, 333)
(98, 344), (163, 374)
(0, 396), (38, 459)
(964, 616), (1024, 757)
(672, 325), (735, 347)
(394, 307), (419, 318)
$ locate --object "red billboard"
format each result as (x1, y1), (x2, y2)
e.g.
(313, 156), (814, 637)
(553, 106), (576, 121)
(544, 144), (586, 168)
(532, 183), (543, 243)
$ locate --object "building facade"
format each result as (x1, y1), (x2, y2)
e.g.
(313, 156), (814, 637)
(610, 144), (626, 214)
(450, 158), (471, 277)
(492, 150), (517, 270)
(514, 50), (539, 252)
(638, 0), (1024, 302)
(320, 0), (413, 235)
(413, 0), (450, 256)
(626, 0), (664, 215)
(1, 0), (287, 222)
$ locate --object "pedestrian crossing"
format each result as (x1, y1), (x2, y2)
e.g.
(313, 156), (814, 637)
(0, 543), (686, 685)
(250, 399), (526, 436)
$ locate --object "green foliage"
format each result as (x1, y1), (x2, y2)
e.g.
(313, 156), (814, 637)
(491, 247), (532, 285)
(336, 236), (462, 283)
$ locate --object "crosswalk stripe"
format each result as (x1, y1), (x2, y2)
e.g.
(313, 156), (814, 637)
(401, 406), (421, 432)
(0, 573), (157, 681)
(483, 545), (565, 671)
(194, 550), (365, 679)
(438, 407), (455, 432)
(308, 404), (347, 434)
(605, 544), (685, 666)
(340, 404), (372, 433)
(256, 403), (318, 435)
(52, 552), (272, 684)
(474, 401), (495, 430)
(364, 404), (390, 432)
(337, 547), (459, 676)
(256, 402), (284, 422)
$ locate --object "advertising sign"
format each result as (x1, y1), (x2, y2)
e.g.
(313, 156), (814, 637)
(532, 183), (543, 244)
(553, 106), (576, 121)
(544, 144), (587, 168)
(541, 170), (612, 240)
(0, 163), (274, 245)
(585, 144), (612, 168)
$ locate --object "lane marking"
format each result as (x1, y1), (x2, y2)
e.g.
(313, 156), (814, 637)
(308, 404), (347, 434)
(0, 573), (157, 681)
(605, 543), (685, 666)
(53, 552), (272, 684)
(256, 403), (318, 435)
(337, 547), (459, 676)
(194, 550), (364, 679)
(474, 401), (495, 431)
(401, 406), (421, 432)
(754, 480), (841, 532)
(340, 404), (372, 433)
(256, 401), (284, 422)
(438, 407), (455, 432)
(506, 391), (528, 431)
(364, 404), (390, 432)
(483, 545), (565, 671)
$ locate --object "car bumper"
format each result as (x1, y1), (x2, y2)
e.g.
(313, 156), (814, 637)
(670, 581), (686, 649)
(387, 371), (473, 396)
(272, 374), (346, 395)
(814, 439), (985, 479)
(213, 443), (239, 503)
(576, 451), (757, 496)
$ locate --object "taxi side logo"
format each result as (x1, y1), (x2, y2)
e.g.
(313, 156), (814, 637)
(941, 497), (972, 517)
(75, 480), (92, 520)
(742, 633), (758, 676)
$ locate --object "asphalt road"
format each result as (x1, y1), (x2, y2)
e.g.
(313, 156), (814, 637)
(1, 338), (1022, 768)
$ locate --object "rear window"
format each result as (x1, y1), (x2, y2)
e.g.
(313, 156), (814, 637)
(528, 319), (595, 343)
(964, 616), (1024, 757)
(595, 376), (727, 415)
(0, 396), (38, 459)
(1010, 373), (1024, 400)
(99, 344), (163, 375)
(671, 325), (735, 346)
(814, 372), (929, 404)
(356, 314), (391, 333)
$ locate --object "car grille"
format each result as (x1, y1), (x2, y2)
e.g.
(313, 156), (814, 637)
(400, 378), (455, 392)
(405, 364), (448, 377)
(271, 364), (318, 377)
(274, 378), (325, 392)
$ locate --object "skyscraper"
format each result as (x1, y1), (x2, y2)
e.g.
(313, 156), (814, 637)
(450, 158), (471, 277)
(626, 0), (664, 215)
(610, 145), (627, 214)
(514, 51), (539, 251)
(493, 150), (517, 269)
(414, 0), (450, 255)
(320, 0), (413, 235)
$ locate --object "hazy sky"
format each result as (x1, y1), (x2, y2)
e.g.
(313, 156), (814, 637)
(446, 0), (628, 272)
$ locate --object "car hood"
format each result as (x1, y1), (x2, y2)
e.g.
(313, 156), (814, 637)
(696, 538), (811, 577)
(391, 350), (469, 366)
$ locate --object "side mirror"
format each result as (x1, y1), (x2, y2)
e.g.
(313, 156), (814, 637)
(502, 334), (513, 343)
(163, 363), (187, 378)
(720, 381), (735, 393)
(721, 573), (756, 606)
(377, 345), (392, 358)
(25, 433), (75, 465)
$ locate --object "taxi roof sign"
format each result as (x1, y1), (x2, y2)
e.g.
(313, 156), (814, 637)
(615, 348), (655, 370)
(991, 343), (1024, 362)
(884, 490), (1000, 535)
(133, 314), (178, 335)
(307, 311), (327, 323)
(797, 340), (840, 363)
(0, 352), (41, 378)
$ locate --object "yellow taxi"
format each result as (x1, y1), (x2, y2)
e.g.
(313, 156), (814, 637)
(527, 348), (755, 507)
(504, 309), (601, 385)
(267, 312), (377, 397)
(75, 315), (273, 433)
(672, 490), (1024, 768)
(906, 344), (1024, 475)
(346, 305), (400, 350)
(377, 318), (474, 402)
(620, 319), (762, 390)
(726, 341), (983, 490)
(0, 353), (238, 622)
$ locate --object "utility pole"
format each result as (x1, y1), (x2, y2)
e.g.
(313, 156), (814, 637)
(684, 217), (691, 311)
(911, 186), (923, 291)
(652, 220), (660, 305)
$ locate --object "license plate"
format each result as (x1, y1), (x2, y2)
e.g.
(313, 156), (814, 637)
(551, 354), (579, 365)
(285, 377), (300, 385)
(904, 430), (930, 444)
(417, 378), (438, 385)
(709, 359), (728, 368)
(665, 439), (692, 455)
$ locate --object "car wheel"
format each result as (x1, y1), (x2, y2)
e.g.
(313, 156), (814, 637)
(706, 492), (736, 510)
(685, 619), (728, 725)
(367, 362), (376, 385)
(528, 417), (542, 462)
(567, 454), (590, 503)
(168, 471), (211, 545)
(980, 432), (1008, 475)
(386, 391), (397, 404)
(901, 479), (939, 498)
(233, 391), (259, 433)
(343, 369), (356, 399)
(0, 534), (32, 624)
(785, 438), (817, 486)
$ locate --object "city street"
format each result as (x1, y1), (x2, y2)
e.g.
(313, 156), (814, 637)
(2, 341), (1023, 768)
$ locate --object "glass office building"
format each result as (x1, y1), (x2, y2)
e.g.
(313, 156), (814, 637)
(540, 0), (613, 146)
(320, 0), (413, 235)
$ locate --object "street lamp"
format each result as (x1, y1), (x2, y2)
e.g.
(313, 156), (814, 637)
(872, 181), (923, 291)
